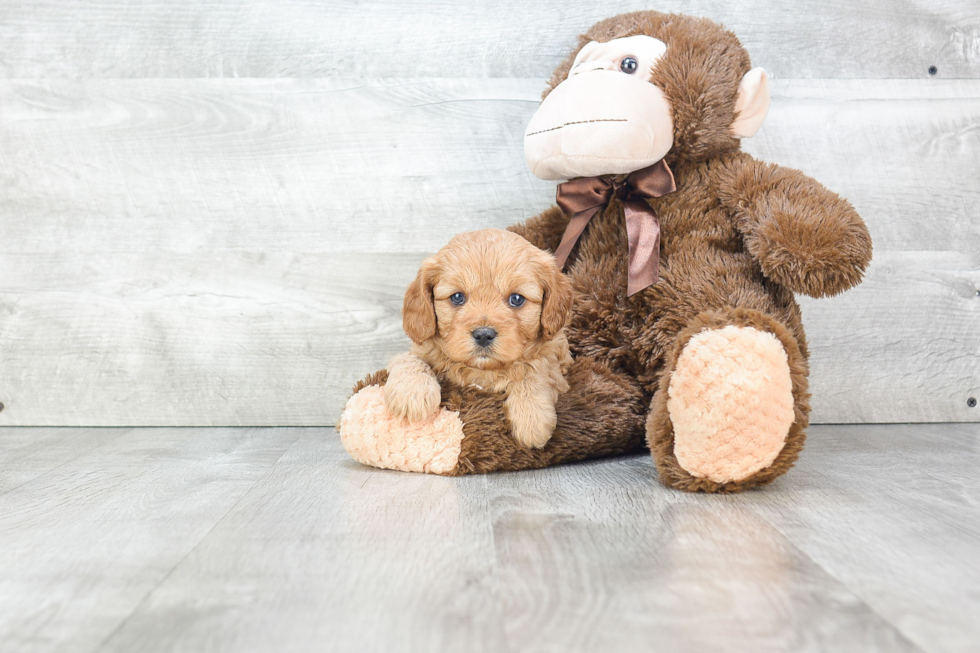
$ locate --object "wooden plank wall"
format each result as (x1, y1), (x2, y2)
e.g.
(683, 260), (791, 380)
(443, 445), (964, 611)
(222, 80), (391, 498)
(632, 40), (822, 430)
(0, 1), (977, 426)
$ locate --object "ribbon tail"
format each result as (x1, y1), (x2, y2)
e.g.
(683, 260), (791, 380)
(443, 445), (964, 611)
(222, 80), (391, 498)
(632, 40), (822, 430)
(623, 201), (661, 296)
(628, 158), (676, 197)
(553, 207), (599, 270)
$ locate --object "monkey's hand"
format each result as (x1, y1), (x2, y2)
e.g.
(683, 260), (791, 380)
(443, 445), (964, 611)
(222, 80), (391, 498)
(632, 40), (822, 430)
(383, 352), (441, 423)
(721, 156), (872, 298)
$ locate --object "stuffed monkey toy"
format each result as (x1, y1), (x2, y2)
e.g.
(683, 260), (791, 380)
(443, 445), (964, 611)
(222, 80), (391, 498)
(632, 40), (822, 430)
(339, 11), (872, 493)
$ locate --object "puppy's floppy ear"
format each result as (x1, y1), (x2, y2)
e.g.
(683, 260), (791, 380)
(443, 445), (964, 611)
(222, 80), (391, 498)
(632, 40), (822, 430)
(403, 257), (439, 344)
(539, 259), (573, 339)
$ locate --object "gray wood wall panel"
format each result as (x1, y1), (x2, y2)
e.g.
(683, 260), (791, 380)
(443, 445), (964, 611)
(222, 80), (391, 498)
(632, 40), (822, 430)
(0, 3), (977, 426)
(1, 79), (976, 255)
(0, 1), (977, 79)
(800, 251), (980, 424)
(0, 79), (545, 255)
(0, 252), (417, 426)
(1, 249), (974, 426)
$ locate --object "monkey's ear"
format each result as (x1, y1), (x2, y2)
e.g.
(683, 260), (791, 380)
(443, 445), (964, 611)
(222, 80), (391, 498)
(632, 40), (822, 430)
(402, 258), (439, 344)
(731, 67), (770, 138)
(540, 263), (573, 340)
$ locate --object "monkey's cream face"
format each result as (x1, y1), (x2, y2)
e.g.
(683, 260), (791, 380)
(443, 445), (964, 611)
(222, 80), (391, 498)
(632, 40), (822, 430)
(524, 35), (675, 180)
(569, 35), (667, 83)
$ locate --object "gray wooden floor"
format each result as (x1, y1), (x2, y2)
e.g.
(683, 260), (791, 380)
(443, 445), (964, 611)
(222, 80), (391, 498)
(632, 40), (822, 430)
(0, 425), (977, 653)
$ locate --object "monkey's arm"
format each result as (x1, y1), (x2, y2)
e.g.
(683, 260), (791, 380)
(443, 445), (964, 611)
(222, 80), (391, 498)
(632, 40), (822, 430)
(507, 205), (570, 254)
(719, 155), (872, 298)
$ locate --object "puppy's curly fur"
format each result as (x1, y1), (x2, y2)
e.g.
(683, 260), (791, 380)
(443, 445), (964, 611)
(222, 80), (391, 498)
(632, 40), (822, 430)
(384, 229), (573, 449)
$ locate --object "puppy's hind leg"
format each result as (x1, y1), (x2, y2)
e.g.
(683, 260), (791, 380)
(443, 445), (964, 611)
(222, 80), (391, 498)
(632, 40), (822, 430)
(505, 376), (559, 449)
(383, 351), (441, 423)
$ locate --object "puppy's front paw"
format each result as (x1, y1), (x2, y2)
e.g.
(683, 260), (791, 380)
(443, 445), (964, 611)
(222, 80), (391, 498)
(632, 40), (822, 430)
(384, 370), (441, 424)
(506, 397), (557, 449)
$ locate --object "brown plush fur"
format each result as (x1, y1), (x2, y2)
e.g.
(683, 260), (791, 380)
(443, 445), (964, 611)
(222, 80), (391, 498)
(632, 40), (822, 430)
(351, 357), (649, 475)
(349, 11), (872, 491)
(385, 229), (574, 449)
(647, 307), (810, 492)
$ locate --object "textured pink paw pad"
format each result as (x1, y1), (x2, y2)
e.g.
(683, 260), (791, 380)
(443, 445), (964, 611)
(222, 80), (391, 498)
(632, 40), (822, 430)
(668, 326), (795, 483)
(338, 385), (464, 475)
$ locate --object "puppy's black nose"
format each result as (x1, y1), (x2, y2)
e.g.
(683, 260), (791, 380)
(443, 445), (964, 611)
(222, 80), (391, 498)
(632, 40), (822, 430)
(472, 327), (497, 347)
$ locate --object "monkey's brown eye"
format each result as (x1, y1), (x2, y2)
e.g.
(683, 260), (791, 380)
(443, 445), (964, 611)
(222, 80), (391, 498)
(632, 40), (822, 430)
(620, 57), (638, 74)
(450, 292), (466, 306)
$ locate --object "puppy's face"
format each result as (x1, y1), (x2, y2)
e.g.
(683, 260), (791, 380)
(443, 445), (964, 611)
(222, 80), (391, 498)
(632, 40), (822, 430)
(403, 229), (572, 370)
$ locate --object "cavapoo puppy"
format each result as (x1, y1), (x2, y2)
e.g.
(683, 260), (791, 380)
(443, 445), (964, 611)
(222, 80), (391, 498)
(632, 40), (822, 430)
(384, 229), (573, 449)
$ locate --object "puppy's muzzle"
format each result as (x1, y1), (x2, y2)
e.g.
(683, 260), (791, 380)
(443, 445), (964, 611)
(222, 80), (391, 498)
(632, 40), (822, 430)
(471, 327), (497, 348)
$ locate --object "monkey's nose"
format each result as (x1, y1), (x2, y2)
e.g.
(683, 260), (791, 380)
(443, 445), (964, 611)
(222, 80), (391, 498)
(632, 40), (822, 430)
(472, 327), (497, 348)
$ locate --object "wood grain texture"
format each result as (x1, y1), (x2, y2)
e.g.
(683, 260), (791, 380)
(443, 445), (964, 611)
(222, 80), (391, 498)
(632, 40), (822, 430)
(0, 427), (127, 496)
(0, 78), (977, 425)
(0, 1), (977, 79)
(1, 78), (977, 254)
(3, 424), (978, 652)
(0, 78), (545, 255)
(0, 249), (975, 426)
(0, 252), (420, 426)
(800, 250), (980, 424)
(486, 462), (922, 652)
(740, 423), (980, 653)
(97, 430), (505, 653)
(0, 427), (299, 653)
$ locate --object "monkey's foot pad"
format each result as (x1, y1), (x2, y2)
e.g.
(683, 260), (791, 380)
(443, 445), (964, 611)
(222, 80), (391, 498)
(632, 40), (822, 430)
(667, 325), (795, 483)
(339, 385), (464, 475)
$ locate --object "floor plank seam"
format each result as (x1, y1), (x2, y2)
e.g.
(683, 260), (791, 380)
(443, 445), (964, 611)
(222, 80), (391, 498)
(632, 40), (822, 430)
(0, 428), (133, 500)
(87, 429), (304, 653)
(2, 426), (976, 652)
(483, 474), (516, 653)
(736, 499), (931, 653)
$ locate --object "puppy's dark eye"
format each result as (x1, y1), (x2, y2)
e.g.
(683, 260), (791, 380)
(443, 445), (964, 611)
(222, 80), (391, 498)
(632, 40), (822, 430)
(449, 292), (466, 306)
(508, 293), (526, 308)
(620, 57), (638, 74)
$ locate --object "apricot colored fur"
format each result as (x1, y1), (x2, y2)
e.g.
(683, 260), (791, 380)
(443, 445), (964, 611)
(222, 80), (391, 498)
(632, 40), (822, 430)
(383, 229), (573, 449)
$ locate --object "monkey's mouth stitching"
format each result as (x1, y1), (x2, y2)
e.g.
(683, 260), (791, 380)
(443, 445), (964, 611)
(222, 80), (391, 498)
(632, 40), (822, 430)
(526, 118), (628, 137)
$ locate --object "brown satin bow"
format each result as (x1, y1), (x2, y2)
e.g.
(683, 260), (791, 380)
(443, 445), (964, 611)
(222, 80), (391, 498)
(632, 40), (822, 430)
(553, 159), (676, 296)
